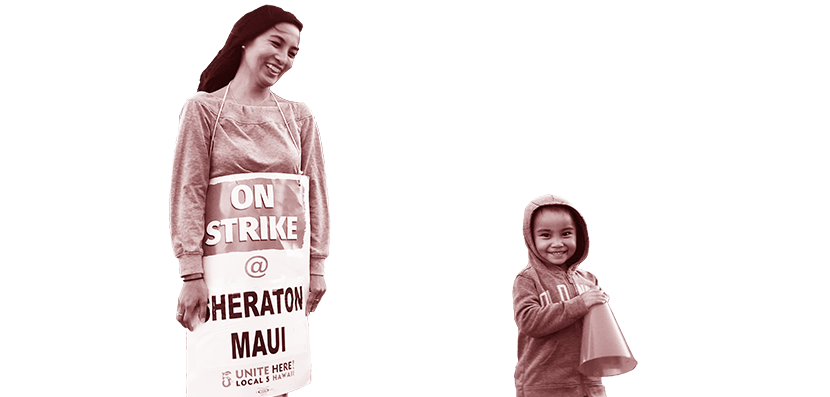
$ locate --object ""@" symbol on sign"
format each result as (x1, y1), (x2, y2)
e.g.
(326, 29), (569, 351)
(245, 256), (268, 278)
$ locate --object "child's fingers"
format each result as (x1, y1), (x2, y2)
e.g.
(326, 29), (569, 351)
(584, 289), (609, 306)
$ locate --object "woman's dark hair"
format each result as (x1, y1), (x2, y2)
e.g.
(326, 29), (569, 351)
(198, 5), (303, 93)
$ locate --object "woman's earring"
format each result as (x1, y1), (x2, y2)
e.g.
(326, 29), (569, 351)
(241, 45), (246, 49)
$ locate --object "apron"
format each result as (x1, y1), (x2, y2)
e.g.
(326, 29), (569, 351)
(186, 83), (312, 396)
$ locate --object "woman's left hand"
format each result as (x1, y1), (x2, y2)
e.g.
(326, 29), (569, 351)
(307, 274), (326, 315)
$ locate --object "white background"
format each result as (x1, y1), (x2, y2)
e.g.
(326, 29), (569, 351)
(0, 2), (830, 396)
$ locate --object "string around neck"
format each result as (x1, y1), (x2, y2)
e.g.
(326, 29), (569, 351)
(208, 82), (302, 176)
(228, 80), (274, 106)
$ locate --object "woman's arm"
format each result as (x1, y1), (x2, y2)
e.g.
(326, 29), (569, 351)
(297, 103), (329, 314)
(170, 97), (214, 329)
(170, 98), (214, 276)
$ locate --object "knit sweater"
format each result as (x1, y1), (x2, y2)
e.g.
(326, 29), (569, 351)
(170, 88), (329, 277)
(513, 195), (606, 397)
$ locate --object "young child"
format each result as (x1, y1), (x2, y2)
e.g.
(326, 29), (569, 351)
(513, 195), (610, 397)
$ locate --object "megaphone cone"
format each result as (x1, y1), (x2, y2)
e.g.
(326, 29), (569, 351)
(578, 302), (637, 377)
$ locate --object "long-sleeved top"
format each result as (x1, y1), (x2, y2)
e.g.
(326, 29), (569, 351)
(513, 195), (606, 397)
(170, 88), (329, 277)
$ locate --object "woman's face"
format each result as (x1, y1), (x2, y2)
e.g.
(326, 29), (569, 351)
(240, 22), (301, 88)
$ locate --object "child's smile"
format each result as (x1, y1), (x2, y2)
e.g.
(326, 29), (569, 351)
(533, 208), (577, 266)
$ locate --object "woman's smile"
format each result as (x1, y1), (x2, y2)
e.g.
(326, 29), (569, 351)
(266, 63), (282, 75)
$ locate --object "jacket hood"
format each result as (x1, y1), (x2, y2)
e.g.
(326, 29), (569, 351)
(523, 194), (589, 271)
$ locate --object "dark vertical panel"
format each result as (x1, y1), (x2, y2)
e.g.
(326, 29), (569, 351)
(380, 5), (450, 396)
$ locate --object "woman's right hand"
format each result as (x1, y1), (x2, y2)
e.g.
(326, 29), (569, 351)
(581, 288), (610, 309)
(176, 278), (209, 331)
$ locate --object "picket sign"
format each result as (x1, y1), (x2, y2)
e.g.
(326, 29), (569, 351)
(187, 173), (311, 397)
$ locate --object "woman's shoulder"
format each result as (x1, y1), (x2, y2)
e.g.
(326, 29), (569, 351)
(274, 95), (313, 119)
(180, 91), (224, 114)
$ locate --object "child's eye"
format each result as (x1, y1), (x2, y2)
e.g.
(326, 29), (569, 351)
(271, 41), (281, 48)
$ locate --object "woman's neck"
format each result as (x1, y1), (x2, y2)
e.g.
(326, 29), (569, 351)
(228, 74), (272, 106)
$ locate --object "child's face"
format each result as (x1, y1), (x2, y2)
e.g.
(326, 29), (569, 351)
(533, 208), (577, 266)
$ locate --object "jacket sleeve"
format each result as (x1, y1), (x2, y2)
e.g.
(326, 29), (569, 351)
(297, 104), (330, 275)
(169, 98), (213, 276)
(513, 273), (590, 338)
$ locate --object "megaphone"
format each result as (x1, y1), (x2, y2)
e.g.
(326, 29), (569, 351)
(578, 302), (637, 377)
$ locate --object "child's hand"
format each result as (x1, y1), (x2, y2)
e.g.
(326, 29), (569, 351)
(581, 288), (609, 309)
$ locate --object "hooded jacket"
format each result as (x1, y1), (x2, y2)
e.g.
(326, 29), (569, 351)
(513, 195), (606, 397)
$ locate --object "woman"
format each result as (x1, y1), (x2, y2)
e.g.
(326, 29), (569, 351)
(169, 6), (329, 393)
